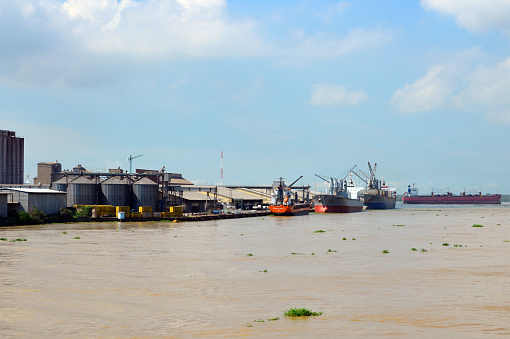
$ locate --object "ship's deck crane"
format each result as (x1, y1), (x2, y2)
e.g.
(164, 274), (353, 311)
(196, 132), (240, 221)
(127, 154), (143, 173)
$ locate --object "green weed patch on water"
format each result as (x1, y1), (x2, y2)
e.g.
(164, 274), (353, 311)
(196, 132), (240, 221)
(290, 252), (305, 255)
(313, 230), (326, 233)
(246, 253), (253, 256)
(267, 317), (280, 321)
(421, 248), (428, 252)
(392, 224), (405, 227)
(411, 248), (417, 251)
(327, 249), (338, 253)
(0, 238), (7, 241)
(9, 238), (27, 242)
(443, 243), (449, 246)
(73, 237), (80, 239)
(342, 237), (347, 240)
(472, 224), (484, 227)
(284, 308), (322, 317)
(382, 250), (389, 254)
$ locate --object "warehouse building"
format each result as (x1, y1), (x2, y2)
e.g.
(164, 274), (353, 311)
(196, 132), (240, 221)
(0, 130), (24, 184)
(0, 187), (66, 215)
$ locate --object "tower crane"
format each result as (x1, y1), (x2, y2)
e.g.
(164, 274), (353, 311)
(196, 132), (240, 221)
(127, 154), (143, 173)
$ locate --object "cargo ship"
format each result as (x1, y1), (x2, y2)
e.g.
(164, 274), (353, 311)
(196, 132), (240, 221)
(313, 172), (364, 213)
(269, 176), (311, 216)
(358, 162), (396, 209)
(402, 185), (501, 204)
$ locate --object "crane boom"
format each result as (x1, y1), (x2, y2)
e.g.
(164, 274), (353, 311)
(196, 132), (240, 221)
(127, 154), (143, 173)
(288, 176), (303, 188)
(314, 174), (330, 183)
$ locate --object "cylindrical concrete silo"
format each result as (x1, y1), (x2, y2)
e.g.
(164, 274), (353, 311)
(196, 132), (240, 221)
(132, 177), (158, 211)
(100, 177), (129, 206)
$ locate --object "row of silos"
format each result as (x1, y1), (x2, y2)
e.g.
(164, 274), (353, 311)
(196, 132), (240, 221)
(53, 176), (158, 211)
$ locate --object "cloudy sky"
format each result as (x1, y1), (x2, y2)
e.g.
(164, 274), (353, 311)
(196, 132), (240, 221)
(1, 0), (509, 193)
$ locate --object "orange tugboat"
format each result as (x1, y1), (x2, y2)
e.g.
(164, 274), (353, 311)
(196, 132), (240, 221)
(269, 176), (311, 216)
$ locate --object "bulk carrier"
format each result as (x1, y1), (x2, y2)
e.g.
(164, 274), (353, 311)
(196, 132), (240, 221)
(358, 162), (396, 210)
(313, 172), (364, 213)
(269, 176), (311, 216)
(402, 185), (501, 204)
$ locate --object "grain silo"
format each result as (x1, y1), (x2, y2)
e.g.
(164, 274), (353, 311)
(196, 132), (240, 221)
(52, 176), (69, 193)
(100, 176), (129, 206)
(132, 177), (158, 211)
(67, 176), (100, 207)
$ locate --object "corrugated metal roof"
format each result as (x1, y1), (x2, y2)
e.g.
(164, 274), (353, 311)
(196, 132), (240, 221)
(134, 177), (157, 185)
(101, 177), (128, 184)
(71, 176), (96, 184)
(169, 178), (194, 185)
(0, 188), (66, 194)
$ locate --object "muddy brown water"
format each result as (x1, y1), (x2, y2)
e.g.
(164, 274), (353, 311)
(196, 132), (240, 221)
(1, 204), (509, 337)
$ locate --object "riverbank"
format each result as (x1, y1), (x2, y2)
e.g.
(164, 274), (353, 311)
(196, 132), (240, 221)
(0, 209), (272, 227)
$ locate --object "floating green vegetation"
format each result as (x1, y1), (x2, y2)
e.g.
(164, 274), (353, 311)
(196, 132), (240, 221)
(352, 238), (356, 240)
(259, 269), (267, 273)
(453, 244), (463, 247)
(245, 323), (253, 327)
(472, 224), (484, 227)
(382, 250), (389, 254)
(62, 232), (67, 234)
(342, 237), (347, 240)
(443, 243), (449, 246)
(240, 234), (244, 236)
(311, 252), (315, 255)
(267, 317), (280, 321)
(421, 248), (428, 252)
(10, 238), (27, 242)
(313, 230), (326, 233)
(284, 308), (322, 317)
(73, 236), (81, 239)
(392, 224), (405, 227)
(254, 319), (265, 322)
(504, 240), (509, 243)
(411, 248), (417, 251)
(327, 249), (338, 253)
(290, 252), (305, 255)
(246, 253), (253, 256)
(0, 238), (7, 241)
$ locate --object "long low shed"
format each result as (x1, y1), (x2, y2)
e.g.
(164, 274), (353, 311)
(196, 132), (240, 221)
(0, 188), (67, 215)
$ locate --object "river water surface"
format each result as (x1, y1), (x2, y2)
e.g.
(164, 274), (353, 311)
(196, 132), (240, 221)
(1, 204), (509, 337)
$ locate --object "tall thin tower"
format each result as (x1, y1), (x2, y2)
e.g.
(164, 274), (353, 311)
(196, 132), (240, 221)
(220, 151), (223, 186)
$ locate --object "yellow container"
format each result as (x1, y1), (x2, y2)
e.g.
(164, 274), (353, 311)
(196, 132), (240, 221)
(142, 212), (152, 218)
(153, 212), (162, 218)
(162, 212), (174, 218)
(130, 212), (142, 218)
(116, 206), (130, 213)
(170, 206), (183, 216)
(139, 206), (152, 213)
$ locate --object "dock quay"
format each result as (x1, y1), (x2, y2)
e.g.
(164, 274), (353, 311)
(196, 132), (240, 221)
(78, 210), (272, 223)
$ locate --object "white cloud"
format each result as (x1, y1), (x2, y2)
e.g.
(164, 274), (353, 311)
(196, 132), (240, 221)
(392, 58), (510, 124)
(0, 0), (267, 86)
(310, 83), (368, 106)
(391, 66), (453, 113)
(294, 28), (394, 58)
(421, 0), (510, 34)
(454, 57), (510, 124)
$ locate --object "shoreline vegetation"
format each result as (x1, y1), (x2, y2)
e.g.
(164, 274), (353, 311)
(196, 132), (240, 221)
(0, 207), (271, 227)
